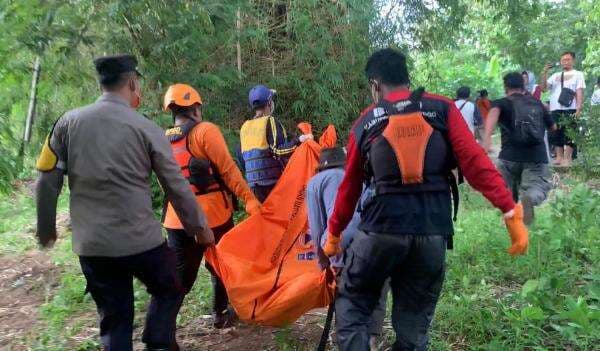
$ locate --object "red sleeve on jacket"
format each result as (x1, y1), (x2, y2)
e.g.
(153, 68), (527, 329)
(327, 130), (364, 237)
(445, 97), (515, 213)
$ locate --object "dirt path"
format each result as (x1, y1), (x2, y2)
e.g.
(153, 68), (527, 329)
(0, 246), (333, 351)
(0, 251), (60, 349)
(172, 312), (330, 351)
(0, 217), (335, 350)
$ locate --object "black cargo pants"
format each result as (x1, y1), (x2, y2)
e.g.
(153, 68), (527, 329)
(79, 242), (181, 351)
(167, 217), (234, 317)
(496, 159), (551, 205)
(250, 184), (275, 203)
(335, 231), (446, 351)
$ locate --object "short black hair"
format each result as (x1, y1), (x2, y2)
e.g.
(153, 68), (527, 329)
(252, 103), (269, 111)
(596, 76), (600, 86)
(479, 89), (488, 97)
(365, 48), (410, 86)
(561, 51), (576, 59)
(456, 86), (470, 99)
(503, 72), (525, 90)
(100, 71), (137, 91)
(170, 104), (200, 118)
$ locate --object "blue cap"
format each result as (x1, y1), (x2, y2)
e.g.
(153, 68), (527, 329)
(248, 85), (275, 108)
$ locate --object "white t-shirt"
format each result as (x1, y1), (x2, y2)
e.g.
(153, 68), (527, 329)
(455, 99), (476, 134)
(547, 70), (586, 111)
(591, 88), (600, 106)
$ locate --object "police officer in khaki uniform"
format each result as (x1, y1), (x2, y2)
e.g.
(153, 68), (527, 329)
(35, 54), (214, 351)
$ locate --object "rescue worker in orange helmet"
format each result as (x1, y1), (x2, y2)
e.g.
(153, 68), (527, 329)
(162, 83), (262, 329)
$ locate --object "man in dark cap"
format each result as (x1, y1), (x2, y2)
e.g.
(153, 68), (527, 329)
(306, 147), (388, 351)
(35, 54), (214, 351)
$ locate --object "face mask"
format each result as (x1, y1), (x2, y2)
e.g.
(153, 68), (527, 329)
(131, 91), (141, 109)
(130, 80), (141, 109)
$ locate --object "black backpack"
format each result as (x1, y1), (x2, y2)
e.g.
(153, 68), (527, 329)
(506, 94), (545, 145)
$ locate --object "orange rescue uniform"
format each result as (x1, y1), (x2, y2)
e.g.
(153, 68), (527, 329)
(163, 122), (257, 229)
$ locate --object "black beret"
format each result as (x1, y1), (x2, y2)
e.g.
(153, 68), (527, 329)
(93, 54), (142, 78)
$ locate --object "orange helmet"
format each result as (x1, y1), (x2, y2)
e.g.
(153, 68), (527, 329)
(163, 83), (202, 111)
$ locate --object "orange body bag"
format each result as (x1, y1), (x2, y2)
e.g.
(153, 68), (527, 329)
(205, 124), (337, 326)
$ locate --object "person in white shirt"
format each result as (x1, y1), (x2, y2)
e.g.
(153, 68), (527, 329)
(592, 77), (600, 106)
(540, 51), (586, 167)
(454, 86), (481, 136)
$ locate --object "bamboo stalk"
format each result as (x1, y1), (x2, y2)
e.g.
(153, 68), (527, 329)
(271, 54), (275, 77)
(236, 8), (242, 79)
(24, 56), (41, 143)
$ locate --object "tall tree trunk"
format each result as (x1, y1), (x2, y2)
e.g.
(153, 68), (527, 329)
(19, 56), (41, 165)
(236, 8), (242, 79)
(24, 56), (41, 144)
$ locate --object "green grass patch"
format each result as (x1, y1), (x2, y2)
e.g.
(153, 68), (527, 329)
(0, 184), (69, 255)
(428, 184), (600, 350)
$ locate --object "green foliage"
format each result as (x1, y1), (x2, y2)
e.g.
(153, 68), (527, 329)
(1, 0), (599, 193)
(273, 326), (303, 351)
(581, 0), (600, 78)
(0, 188), (37, 254)
(411, 49), (511, 99)
(0, 184), (68, 254)
(430, 184), (600, 350)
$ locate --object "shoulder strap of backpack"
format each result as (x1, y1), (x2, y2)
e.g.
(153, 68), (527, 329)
(561, 71), (564, 89)
(458, 100), (468, 111)
(186, 121), (205, 159)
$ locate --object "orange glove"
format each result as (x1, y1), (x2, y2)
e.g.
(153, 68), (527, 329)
(322, 231), (342, 257)
(245, 198), (262, 216)
(504, 203), (529, 256)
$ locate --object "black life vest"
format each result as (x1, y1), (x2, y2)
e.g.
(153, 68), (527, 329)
(166, 121), (224, 196)
(356, 89), (461, 248)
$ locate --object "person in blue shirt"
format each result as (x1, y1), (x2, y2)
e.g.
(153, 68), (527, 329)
(306, 146), (388, 351)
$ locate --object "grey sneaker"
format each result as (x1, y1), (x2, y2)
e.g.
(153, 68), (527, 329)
(522, 195), (534, 226)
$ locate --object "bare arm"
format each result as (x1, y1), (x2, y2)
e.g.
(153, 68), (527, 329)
(540, 64), (553, 92)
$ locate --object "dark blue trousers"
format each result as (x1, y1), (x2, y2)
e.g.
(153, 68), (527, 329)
(335, 232), (446, 351)
(79, 242), (182, 351)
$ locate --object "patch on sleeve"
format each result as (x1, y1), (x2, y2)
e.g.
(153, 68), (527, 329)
(36, 136), (58, 172)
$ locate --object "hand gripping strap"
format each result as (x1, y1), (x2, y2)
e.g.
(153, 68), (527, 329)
(382, 112), (433, 184)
